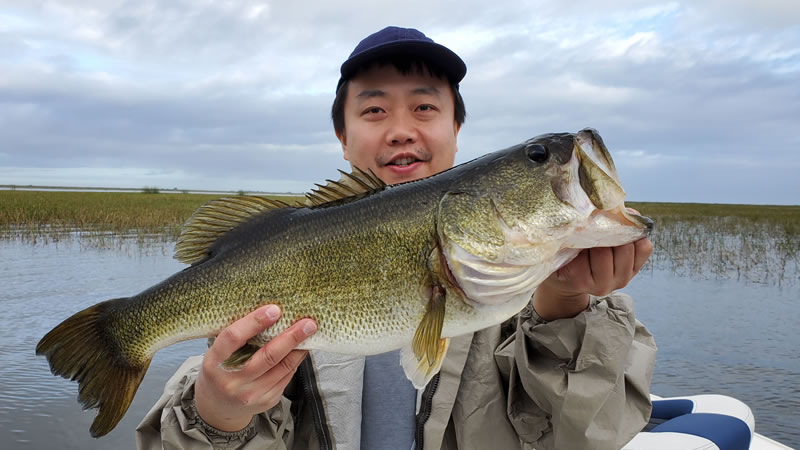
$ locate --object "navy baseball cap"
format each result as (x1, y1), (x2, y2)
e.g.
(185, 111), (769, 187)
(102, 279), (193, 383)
(337, 26), (467, 92)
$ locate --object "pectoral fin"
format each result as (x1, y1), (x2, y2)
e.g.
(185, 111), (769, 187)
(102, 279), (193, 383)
(400, 285), (449, 388)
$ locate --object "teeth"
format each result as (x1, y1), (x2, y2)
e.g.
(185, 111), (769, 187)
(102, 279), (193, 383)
(391, 157), (416, 166)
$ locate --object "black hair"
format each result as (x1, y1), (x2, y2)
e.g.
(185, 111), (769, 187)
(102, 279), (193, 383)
(331, 55), (466, 135)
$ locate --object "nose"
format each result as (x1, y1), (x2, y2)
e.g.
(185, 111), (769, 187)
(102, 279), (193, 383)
(386, 113), (418, 145)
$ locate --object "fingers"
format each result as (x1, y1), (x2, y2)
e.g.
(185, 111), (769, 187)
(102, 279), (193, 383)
(587, 247), (614, 294)
(588, 243), (638, 295)
(206, 305), (282, 367)
(612, 241), (635, 279)
(241, 319), (316, 378)
(555, 249), (587, 282)
(597, 239), (652, 294)
(254, 353), (306, 407)
(546, 237), (654, 300)
(257, 349), (307, 382)
(193, 308), (316, 431)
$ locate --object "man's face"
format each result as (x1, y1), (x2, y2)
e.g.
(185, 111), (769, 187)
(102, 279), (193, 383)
(336, 64), (460, 185)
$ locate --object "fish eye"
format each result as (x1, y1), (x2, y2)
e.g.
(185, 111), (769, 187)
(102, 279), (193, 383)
(525, 144), (549, 163)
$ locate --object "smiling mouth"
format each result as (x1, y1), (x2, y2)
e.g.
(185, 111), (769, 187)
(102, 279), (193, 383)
(387, 156), (421, 167)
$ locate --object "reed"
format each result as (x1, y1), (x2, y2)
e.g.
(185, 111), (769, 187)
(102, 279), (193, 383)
(2, 192), (798, 285)
(628, 202), (800, 286)
(0, 191), (304, 244)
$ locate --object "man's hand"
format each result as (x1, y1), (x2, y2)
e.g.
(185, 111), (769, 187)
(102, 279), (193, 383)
(533, 237), (653, 321)
(194, 305), (317, 431)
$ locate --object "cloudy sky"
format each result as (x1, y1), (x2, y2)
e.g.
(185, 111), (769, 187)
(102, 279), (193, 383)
(1, 1), (798, 204)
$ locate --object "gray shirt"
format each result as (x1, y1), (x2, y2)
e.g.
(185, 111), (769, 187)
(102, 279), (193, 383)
(360, 349), (416, 450)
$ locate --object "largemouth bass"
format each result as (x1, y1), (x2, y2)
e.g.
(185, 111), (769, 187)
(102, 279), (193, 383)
(37, 128), (652, 437)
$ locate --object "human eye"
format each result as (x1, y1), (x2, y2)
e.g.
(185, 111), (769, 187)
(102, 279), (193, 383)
(361, 106), (385, 116)
(416, 104), (437, 112)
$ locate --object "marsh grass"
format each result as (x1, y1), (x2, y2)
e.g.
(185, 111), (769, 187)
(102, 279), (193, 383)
(0, 191), (304, 248)
(629, 202), (800, 286)
(2, 192), (798, 285)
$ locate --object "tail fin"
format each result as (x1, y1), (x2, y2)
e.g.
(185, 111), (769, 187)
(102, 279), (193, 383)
(35, 298), (151, 437)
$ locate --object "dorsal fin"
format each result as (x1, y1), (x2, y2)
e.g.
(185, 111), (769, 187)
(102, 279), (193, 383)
(305, 167), (386, 207)
(174, 196), (294, 264)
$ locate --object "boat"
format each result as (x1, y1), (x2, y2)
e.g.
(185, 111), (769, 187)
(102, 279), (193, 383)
(624, 394), (793, 449)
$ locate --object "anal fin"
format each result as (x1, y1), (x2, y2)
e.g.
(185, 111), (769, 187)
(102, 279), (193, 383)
(220, 342), (260, 370)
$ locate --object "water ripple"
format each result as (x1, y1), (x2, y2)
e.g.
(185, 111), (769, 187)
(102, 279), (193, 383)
(2, 234), (799, 449)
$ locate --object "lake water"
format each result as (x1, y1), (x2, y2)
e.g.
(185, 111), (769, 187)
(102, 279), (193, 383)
(1, 238), (798, 449)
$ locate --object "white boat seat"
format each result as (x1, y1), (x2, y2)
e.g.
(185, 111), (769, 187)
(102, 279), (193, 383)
(624, 395), (754, 450)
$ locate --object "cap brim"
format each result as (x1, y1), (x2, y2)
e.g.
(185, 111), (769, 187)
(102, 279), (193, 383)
(340, 40), (466, 86)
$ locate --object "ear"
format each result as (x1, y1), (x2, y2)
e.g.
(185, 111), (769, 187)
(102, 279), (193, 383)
(336, 128), (349, 161)
(453, 121), (461, 153)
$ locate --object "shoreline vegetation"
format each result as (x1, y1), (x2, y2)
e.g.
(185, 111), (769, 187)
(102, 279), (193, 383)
(0, 184), (296, 195)
(0, 190), (306, 243)
(1, 190), (798, 285)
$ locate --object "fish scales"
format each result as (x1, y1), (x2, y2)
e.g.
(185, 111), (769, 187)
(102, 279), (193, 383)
(36, 129), (653, 437)
(109, 176), (446, 364)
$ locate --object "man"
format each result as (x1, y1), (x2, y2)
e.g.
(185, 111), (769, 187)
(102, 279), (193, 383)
(137, 27), (656, 449)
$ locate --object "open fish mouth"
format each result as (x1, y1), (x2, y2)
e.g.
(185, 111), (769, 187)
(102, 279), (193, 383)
(593, 206), (654, 236)
(553, 128), (653, 250)
(575, 129), (654, 236)
(575, 128), (627, 211)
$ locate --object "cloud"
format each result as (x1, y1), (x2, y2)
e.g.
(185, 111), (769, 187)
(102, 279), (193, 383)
(0, 1), (798, 204)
